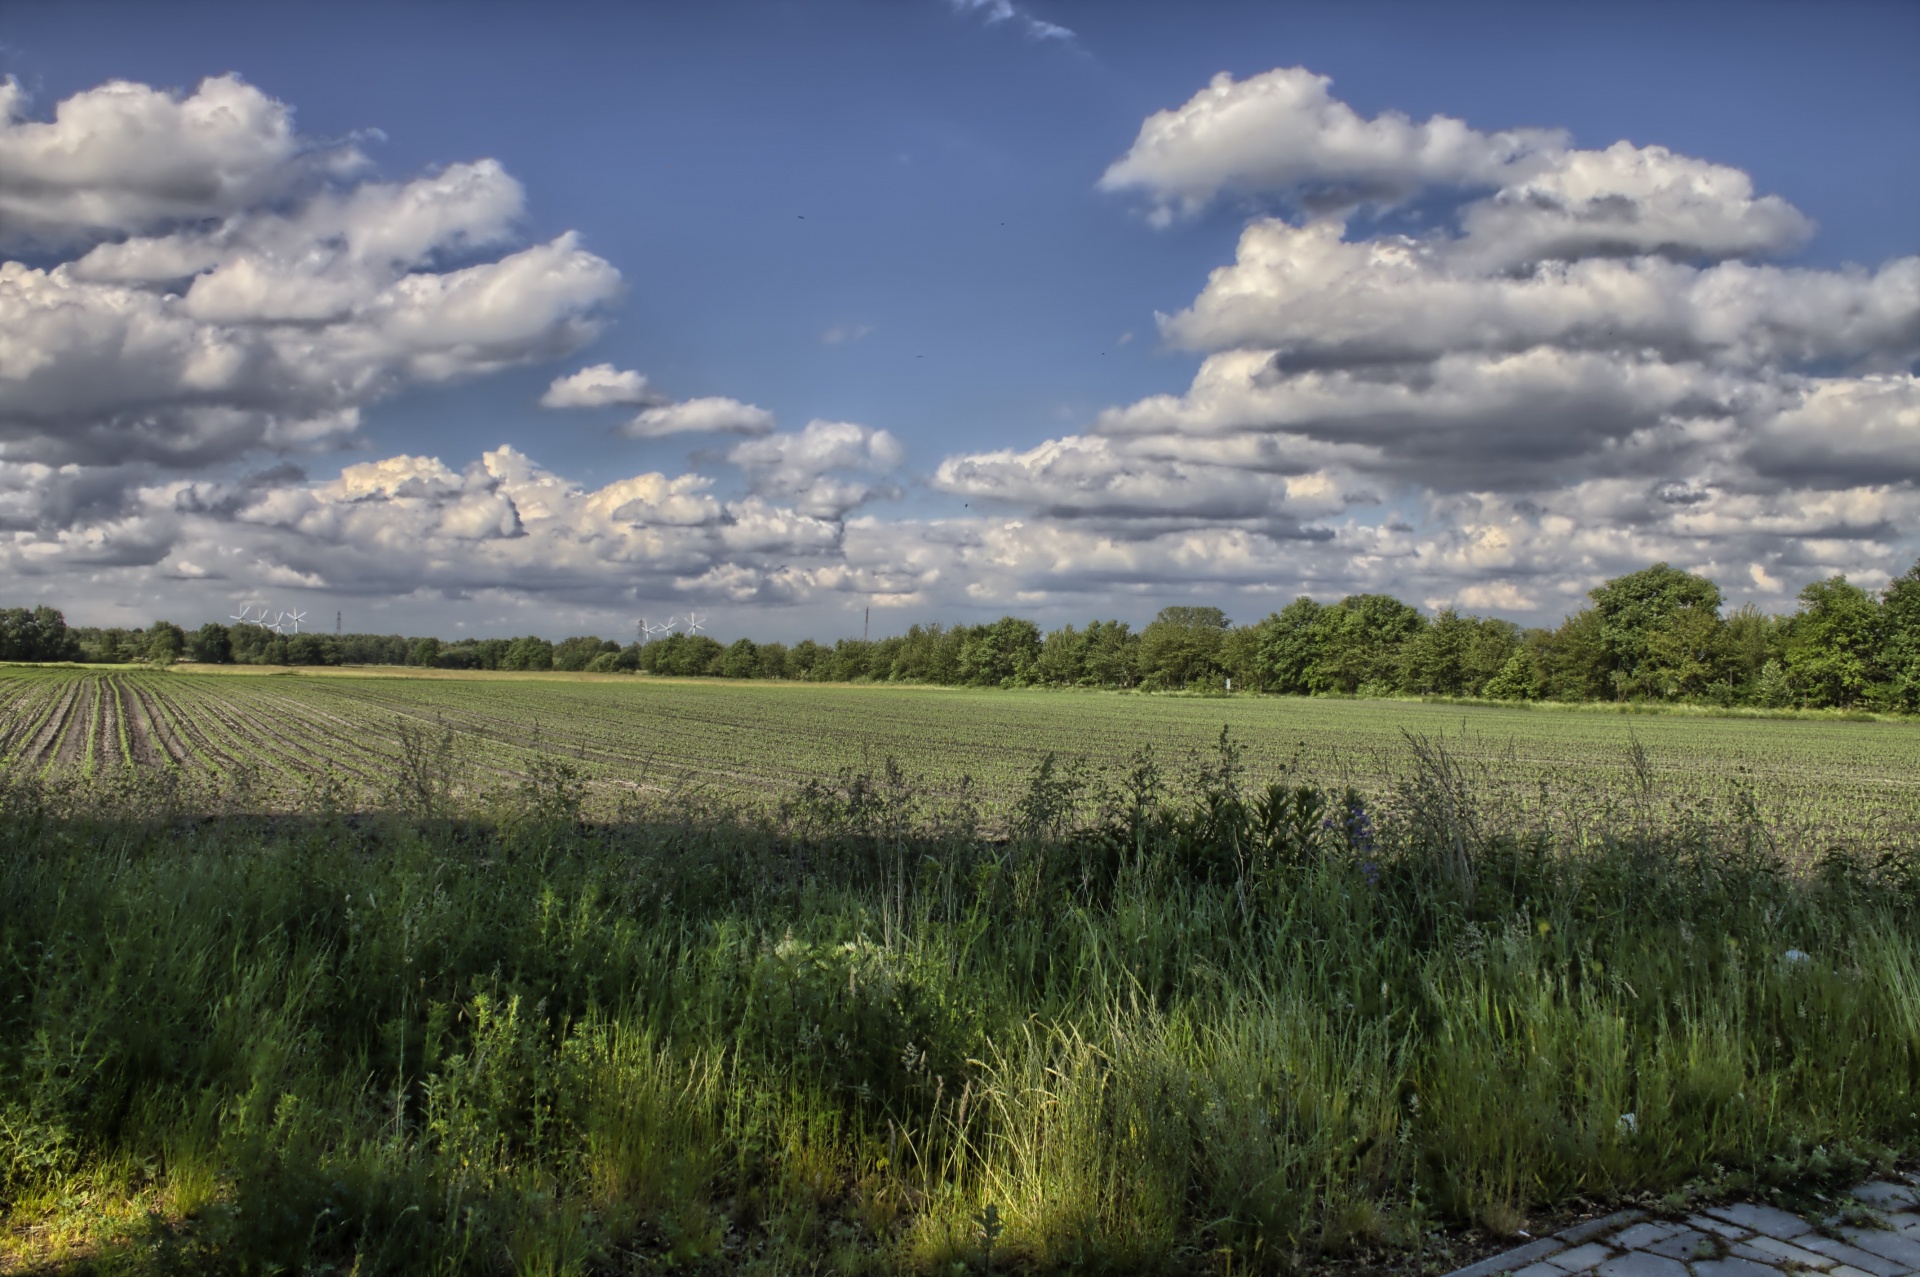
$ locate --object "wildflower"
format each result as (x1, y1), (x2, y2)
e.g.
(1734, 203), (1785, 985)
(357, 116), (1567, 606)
(1617, 1112), (1638, 1136)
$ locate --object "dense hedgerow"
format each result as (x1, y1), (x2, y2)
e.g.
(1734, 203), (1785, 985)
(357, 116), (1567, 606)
(1, 734), (1916, 1274)
(19, 554), (1920, 711)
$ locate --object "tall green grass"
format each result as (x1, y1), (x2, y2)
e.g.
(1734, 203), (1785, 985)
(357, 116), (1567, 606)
(0, 734), (1915, 1274)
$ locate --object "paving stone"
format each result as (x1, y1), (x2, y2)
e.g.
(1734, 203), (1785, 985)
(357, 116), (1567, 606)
(1596, 1251), (1689, 1277)
(1446, 1185), (1920, 1277)
(1613, 1223), (1682, 1250)
(1445, 1238), (1570, 1277)
(1546, 1242), (1619, 1272)
(1708, 1204), (1815, 1240)
(1561, 1213), (1649, 1245)
(1646, 1230), (1717, 1261)
(1515, 1263), (1567, 1277)
(1794, 1236), (1908, 1277)
(1694, 1215), (1757, 1240)
(1693, 1259), (1789, 1277)
(1838, 1228), (1920, 1269)
(1735, 1236), (1835, 1267)
(1733, 1235), (1836, 1269)
(1855, 1184), (1920, 1211)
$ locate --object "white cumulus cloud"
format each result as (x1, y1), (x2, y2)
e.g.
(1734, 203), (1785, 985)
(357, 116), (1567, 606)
(923, 66), (1920, 619)
(540, 363), (666, 408)
(0, 77), (621, 472)
(626, 397), (778, 438)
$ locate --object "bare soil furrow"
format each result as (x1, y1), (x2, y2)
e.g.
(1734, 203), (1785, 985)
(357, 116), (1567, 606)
(191, 689), (387, 788)
(211, 687), (406, 776)
(0, 680), (66, 765)
(124, 680), (190, 768)
(106, 677), (138, 768)
(52, 677), (99, 771)
(18, 679), (82, 770)
(140, 682), (244, 774)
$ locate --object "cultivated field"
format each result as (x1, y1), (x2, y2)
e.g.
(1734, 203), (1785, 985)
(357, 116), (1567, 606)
(3, 664), (1918, 841)
(4, 662), (1919, 1274)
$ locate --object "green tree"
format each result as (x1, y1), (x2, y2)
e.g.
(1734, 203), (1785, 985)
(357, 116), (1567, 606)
(1080, 620), (1139, 688)
(1587, 563), (1726, 699)
(0, 606), (81, 662)
(501, 636), (554, 671)
(1533, 609), (1609, 701)
(145, 620), (186, 666)
(186, 622), (232, 664)
(1483, 649), (1540, 700)
(1137, 606), (1229, 690)
(958, 617), (1042, 686)
(552, 636), (616, 671)
(1035, 623), (1089, 686)
(1253, 597), (1325, 695)
(1722, 604), (1788, 702)
(1463, 618), (1521, 696)
(1399, 608), (1474, 695)
(1785, 575), (1881, 708)
(720, 638), (759, 679)
(754, 642), (790, 679)
(1639, 600), (1729, 700)
(1882, 558), (1920, 712)
(285, 634), (335, 665)
(1219, 622), (1266, 692)
(1309, 595), (1424, 694)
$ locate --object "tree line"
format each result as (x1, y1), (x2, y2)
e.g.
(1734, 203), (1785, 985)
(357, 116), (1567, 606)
(8, 557), (1920, 711)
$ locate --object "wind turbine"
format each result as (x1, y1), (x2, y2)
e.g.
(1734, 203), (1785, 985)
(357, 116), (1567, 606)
(685, 611), (706, 636)
(285, 609), (308, 635)
(229, 604), (255, 625)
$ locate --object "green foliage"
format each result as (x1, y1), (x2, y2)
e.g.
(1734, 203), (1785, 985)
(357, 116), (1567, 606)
(1309, 594), (1427, 694)
(501, 634), (556, 671)
(637, 632), (726, 677)
(1884, 560), (1920, 713)
(552, 635), (618, 671)
(1483, 649), (1539, 701)
(1588, 562), (1727, 699)
(1786, 576), (1883, 709)
(0, 739), (1915, 1273)
(958, 616), (1043, 686)
(0, 606), (81, 662)
(1253, 596), (1325, 695)
(144, 619), (186, 666)
(1137, 606), (1230, 690)
(17, 554), (1920, 714)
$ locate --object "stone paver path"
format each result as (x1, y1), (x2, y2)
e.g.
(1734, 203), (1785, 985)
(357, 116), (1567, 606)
(1446, 1177), (1920, 1277)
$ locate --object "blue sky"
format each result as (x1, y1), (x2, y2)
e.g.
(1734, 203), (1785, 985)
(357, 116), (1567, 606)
(2, 0), (1917, 639)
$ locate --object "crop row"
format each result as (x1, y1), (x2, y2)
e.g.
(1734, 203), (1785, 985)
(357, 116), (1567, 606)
(4, 668), (1918, 837)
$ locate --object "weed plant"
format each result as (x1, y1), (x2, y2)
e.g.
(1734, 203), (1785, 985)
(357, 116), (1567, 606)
(0, 731), (1916, 1274)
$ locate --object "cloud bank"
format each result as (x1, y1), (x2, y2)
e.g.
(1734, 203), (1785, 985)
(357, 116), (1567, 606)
(931, 67), (1918, 617)
(1, 68), (1915, 632)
